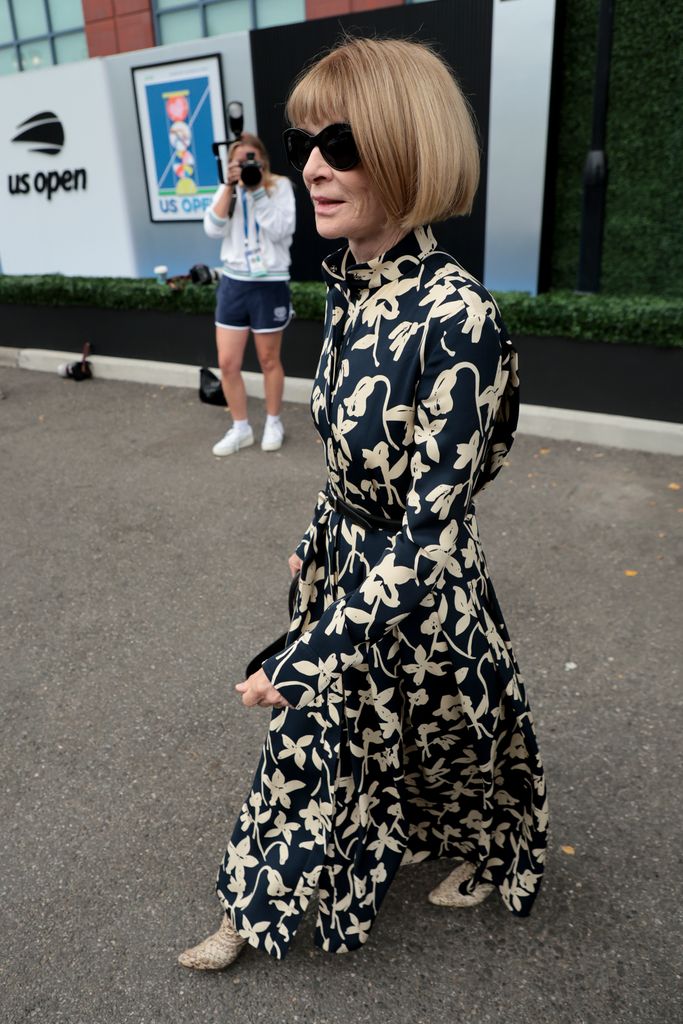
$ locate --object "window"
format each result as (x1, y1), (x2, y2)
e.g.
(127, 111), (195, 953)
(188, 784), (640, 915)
(0, 0), (86, 76)
(255, 0), (304, 29)
(152, 0), (306, 44)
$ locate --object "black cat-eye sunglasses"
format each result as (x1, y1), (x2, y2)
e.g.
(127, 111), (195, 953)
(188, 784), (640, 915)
(282, 123), (360, 172)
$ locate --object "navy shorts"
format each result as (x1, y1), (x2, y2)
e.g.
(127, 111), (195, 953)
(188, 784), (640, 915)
(215, 276), (292, 334)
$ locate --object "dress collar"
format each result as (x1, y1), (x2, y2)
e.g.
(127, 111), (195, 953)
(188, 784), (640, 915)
(322, 225), (438, 293)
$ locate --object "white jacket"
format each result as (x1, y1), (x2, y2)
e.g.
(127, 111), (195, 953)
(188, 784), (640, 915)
(203, 176), (296, 281)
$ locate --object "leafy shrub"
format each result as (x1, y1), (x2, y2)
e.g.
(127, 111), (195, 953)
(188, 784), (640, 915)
(0, 274), (681, 348)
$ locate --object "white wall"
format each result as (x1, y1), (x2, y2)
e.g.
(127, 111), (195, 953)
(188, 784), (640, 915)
(0, 59), (138, 276)
(0, 31), (255, 278)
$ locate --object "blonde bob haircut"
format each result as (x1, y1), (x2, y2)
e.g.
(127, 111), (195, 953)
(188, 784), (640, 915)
(285, 37), (480, 231)
(228, 132), (278, 191)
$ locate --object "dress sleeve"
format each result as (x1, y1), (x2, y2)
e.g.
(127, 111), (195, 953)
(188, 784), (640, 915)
(263, 307), (511, 709)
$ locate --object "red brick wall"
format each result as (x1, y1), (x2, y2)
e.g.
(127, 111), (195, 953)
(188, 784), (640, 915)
(306, 0), (404, 17)
(83, 0), (155, 57)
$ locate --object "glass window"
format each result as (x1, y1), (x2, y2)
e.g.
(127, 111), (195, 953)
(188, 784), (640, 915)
(0, 0), (12, 46)
(54, 31), (87, 65)
(20, 38), (53, 72)
(206, 0), (251, 35)
(256, 0), (305, 29)
(0, 44), (18, 75)
(0, 0), (87, 74)
(153, 0), (309, 44)
(14, 0), (48, 39)
(48, 0), (85, 33)
(158, 8), (203, 44)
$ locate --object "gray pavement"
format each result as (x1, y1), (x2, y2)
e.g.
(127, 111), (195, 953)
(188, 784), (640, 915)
(1, 365), (681, 1024)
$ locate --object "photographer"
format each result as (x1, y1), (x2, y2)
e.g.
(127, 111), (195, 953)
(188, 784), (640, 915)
(203, 132), (295, 455)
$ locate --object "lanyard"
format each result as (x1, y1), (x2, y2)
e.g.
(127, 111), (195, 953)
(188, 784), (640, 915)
(240, 187), (260, 247)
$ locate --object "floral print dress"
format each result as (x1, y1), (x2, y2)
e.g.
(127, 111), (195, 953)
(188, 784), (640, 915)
(216, 227), (548, 958)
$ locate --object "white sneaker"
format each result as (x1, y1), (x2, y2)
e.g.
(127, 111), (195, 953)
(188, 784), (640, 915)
(212, 425), (254, 456)
(261, 419), (284, 452)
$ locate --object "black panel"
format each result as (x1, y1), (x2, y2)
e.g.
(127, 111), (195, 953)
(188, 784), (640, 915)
(2, 305), (323, 379)
(512, 335), (683, 423)
(8, 305), (682, 423)
(249, 0), (493, 283)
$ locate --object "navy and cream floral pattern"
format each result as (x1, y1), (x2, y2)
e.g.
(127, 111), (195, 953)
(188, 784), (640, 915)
(217, 226), (548, 957)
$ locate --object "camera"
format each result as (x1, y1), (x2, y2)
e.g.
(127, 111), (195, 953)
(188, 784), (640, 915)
(189, 263), (219, 286)
(239, 151), (262, 187)
(211, 100), (264, 189)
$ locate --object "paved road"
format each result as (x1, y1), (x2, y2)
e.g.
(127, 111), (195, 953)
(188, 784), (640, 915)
(1, 366), (681, 1024)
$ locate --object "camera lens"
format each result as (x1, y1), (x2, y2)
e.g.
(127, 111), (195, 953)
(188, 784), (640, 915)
(240, 156), (262, 187)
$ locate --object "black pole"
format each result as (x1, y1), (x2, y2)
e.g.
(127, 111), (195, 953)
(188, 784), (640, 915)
(577, 0), (615, 292)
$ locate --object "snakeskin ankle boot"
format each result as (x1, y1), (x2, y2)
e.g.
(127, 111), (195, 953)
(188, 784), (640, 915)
(178, 913), (246, 970)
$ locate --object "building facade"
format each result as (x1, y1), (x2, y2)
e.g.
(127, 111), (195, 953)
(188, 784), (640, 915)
(0, 0), (555, 295)
(0, 0), (433, 74)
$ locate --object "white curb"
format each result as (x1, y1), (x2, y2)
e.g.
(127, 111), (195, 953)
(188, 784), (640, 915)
(6, 347), (313, 405)
(517, 404), (683, 456)
(2, 347), (681, 456)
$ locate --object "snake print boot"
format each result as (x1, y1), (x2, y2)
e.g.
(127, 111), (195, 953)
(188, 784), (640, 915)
(178, 913), (246, 970)
(428, 861), (495, 907)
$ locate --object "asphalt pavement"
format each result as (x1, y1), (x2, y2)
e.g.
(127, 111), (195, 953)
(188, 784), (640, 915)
(1, 365), (681, 1024)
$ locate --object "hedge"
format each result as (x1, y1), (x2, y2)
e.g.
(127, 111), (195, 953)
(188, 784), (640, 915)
(0, 274), (681, 349)
(0, 273), (324, 321)
(551, 1), (683, 297)
(491, 290), (683, 349)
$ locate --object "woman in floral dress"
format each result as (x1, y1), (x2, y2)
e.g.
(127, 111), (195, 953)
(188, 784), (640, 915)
(179, 36), (548, 970)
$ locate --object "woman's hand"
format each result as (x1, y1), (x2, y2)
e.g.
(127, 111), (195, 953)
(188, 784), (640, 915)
(235, 668), (291, 709)
(288, 553), (303, 579)
(226, 160), (241, 187)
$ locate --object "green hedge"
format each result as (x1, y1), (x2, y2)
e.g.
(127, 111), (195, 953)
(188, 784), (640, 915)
(494, 290), (682, 348)
(552, 1), (683, 297)
(0, 273), (215, 316)
(1, 274), (681, 348)
(0, 273), (325, 321)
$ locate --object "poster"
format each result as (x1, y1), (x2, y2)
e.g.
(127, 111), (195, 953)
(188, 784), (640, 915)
(132, 54), (226, 223)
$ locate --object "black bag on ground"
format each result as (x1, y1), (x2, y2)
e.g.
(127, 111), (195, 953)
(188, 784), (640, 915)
(198, 367), (227, 406)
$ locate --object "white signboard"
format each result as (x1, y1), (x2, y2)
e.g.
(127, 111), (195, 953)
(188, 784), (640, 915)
(0, 59), (136, 276)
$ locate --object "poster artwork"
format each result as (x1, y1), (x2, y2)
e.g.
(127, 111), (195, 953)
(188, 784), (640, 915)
(132, 55), (226, 223)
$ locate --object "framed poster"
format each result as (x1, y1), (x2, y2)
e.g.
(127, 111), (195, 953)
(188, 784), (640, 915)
(132, 54), (226, 223)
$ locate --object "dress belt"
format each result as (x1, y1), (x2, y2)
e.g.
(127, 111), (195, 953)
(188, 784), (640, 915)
(326, 487), (403, 532)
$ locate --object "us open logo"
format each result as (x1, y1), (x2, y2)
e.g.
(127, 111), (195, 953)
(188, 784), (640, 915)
(11, 110), (65, 154)
(8, 110), (87, 201)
